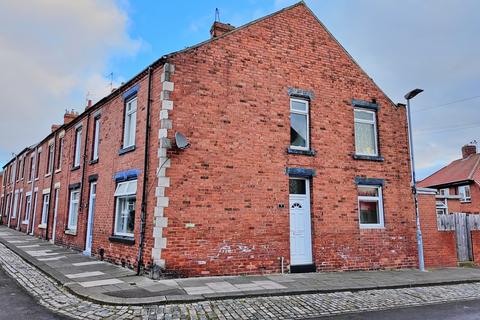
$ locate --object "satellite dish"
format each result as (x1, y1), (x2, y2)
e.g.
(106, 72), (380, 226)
(175, 132), (190, 150)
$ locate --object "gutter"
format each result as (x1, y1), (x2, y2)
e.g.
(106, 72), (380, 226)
(7, 155), (18, 228)
(78, 113), (91, 244)
(45, 133), (57, 241)
(28, 146), (39, 235)
(136, 66), (153, 275)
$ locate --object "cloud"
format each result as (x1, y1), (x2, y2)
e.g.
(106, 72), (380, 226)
(0, 0), (141, 166)
(305, 0), (480, 178)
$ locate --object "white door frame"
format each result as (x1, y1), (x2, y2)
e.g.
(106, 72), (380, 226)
(51, 188), (60, 243)
(289, 177), (313, 266)
(83, 182), (97, 256)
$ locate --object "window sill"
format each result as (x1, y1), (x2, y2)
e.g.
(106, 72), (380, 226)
(109, 235), (135, 245)
(287, 148), (316, 156)
(71, 166), (80, 172)
(89, 159), (99, 165)
(45, 173), (52, 178)
(55, 169), (61, 174)
(353, 154), (384, 162)
(460, 200), (472, 203)
(118, 145), (136, 156)
(359, 225), (385, 230)
(27, 181), (32, 184)
(64, 229), (77, 236)
(21, 220), (29, 225)
(35, 178), (39, 181)
(38, 223), (47, 229)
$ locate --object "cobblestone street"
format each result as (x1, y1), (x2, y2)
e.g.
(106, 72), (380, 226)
(1, 242), (480, 319)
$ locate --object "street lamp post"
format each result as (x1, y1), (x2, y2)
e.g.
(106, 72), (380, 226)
(404, 88), (425, 272)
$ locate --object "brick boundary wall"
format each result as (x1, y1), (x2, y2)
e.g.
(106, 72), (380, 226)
(418, 190), (457, 268)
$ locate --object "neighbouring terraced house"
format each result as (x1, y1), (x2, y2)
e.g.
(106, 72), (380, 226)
(0, 2), (420, 276)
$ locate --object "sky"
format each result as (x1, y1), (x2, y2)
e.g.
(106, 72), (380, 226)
(0, 0), (479, 179)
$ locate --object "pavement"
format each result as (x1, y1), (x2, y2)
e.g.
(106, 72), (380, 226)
(2, 225), (480, 307)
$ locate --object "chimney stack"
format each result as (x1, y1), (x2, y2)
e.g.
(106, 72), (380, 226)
(64, 110), (78, 125)
(51, 124), (61, 132)
(85, 99), (93, 110)
(210, 21), (235, 38)
(462, 144), (477, 159)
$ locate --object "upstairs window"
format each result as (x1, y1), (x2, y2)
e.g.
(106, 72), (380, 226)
(56, 137), (63, 170)
(92, 116), (100, 161)
(19, 157), (24, 179)
(35, 152), (41, 179)
(74, 127), (82, 168)
(436, 199), (448, 215)
(354, 109), (378, 156)
(290, 98), (309, 150)
(114, 179), (137, 237)
(358, 185), (384, 228)
(47, 143), (54, 175)
(458, 185), (471, 202)
(439, 188), (449, 196)
(123, 97), (137, 149)
(29, 155), (34, 181)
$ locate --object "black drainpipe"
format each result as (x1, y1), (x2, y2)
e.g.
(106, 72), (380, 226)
(136, 66), (153, 275)
(78, 113), (91, 239)
(45, 132), (57, 241)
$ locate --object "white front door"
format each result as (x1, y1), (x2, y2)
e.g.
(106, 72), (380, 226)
(289, 178), (313, 266)
(84, 182), (96, 256)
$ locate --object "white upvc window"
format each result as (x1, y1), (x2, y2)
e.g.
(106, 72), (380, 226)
(354, 109), (378, 156)
(68, 189), (80, 230)
(4, 194), (10, 218)
(358, 185), (384, 228)
(29, 154), (34, 181)
(439, 188), (449, 196)
(41, 193), (50, 225)
(74, 127), (82, 167)
(123, 97), (137, 148)
(458, 185), (471, 202)
(12, 192), (19, 218)
(92, 116), (100, 161)
(57, 137), (63, 170)
(290, 98), (309, 150)
(35, 152), (41, 179)
(114, 180), (137, 237)
(47, 143), (54, 175)
(24, 194), (32, 224)
(436, 199), (448, 215)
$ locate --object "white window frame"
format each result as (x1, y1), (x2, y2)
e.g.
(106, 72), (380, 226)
(436, 199), (448, 215)
(24, 194), (32, 224)
(123, 97), (137, 148)
(439, 188), (449, 196)
(47, 143), (54, 175)
(74, 127), (82, 167)
(12, 191), (19, 219)
(458, 185), (471, 202)
(56, 137), (63, 171)
(41, 193), (50, 225)
(92, 116), (100, 161)
(114, 180), (137, 237)
(354, 108), (379, 157)
(68, 189), (80, 231)
(289, 98), (310, 151)
(357, 185), (384, 228)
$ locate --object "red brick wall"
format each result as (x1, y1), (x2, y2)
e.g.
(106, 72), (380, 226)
(159, 3), (418, 276)
(418, 193), (457, 268)
(472, 231), (480, 266)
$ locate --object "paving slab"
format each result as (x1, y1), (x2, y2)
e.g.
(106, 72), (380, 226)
(2, 225), (480, 306)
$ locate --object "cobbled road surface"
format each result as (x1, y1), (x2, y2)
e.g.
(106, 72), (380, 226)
(2, 243), (480, 319)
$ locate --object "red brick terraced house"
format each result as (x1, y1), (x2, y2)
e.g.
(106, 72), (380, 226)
(418, 144), (480, 214)
(0, 2), (418, 276)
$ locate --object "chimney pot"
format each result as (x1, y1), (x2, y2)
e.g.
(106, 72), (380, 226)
(462, 144), (477, 159)
(63, 111), (77, 125)
(210, 21), (235, 38)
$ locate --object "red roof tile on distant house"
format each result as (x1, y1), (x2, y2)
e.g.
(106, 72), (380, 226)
(418, 153), (480, 188)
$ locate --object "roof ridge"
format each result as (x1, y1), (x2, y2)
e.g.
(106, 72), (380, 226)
(467, 154), (480, 180)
